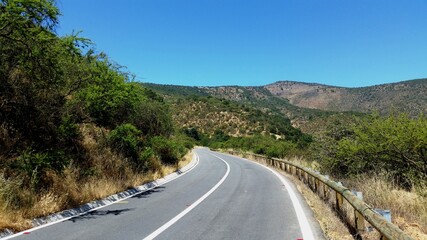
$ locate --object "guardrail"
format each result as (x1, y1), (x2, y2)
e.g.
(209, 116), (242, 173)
(224, 150), (414, 240)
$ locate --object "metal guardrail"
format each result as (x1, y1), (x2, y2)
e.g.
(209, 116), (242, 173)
(225, 150), (414, 240)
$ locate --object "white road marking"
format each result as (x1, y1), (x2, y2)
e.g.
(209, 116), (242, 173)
(1, 153), (200, 240)
(142, 154), (230, 240)
(221, 153), (316, 240)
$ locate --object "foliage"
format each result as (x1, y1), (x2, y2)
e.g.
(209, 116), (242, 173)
(12, 149), (69, 189)
(108, 124), (142, 160)
(183, 127), (202, 141)
(318, 113), (427, 189)
(129, 95), (173, 137)
(0, 0), (192, 220)
(150, 136), (180, 165)
(1, 0), (70, 153)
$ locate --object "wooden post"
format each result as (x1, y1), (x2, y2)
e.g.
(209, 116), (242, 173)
(322, 182), (327, 199)
(354, 210), (365, 231)
(336, 191), (343, 212)
(314, 178), (319, 193)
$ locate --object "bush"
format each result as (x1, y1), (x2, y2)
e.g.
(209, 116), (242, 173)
(150, 136), (180, 165)
(322, 113), (427, 189)
(138, 147), (162, 173)
(108, 124), (142, 160)
(13, 150), (68, 189)
(129, 99), (173, 137)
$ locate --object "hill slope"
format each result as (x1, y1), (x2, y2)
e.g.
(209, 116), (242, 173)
(265, 79), (427, 116)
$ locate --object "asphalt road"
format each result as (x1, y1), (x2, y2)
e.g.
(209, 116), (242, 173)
(10, 148), (323, 240)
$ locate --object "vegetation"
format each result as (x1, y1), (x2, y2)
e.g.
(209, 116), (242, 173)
(172, 96), (313, 158)
(266, 79), (427, 117)
(312, 113), (427, 190)
(148, 82), (427, 236)
(1, 0), (425, 236)
(0, 0), (192, 231)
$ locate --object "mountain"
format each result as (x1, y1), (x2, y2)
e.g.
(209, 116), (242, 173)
(145, 78), (427, 117)
(265, 79), (427, 116)
(142, 78), (426, 136)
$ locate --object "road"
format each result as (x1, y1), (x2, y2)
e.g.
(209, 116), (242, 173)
(9, 148), (323, 240)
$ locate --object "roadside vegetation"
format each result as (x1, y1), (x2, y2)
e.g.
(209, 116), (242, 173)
(170, 90), (427, 237)
(309, 113), (427, 237)
(1, 0), (425, 238)
(149, 82), (427, 237)
(0, 0), (193, 232)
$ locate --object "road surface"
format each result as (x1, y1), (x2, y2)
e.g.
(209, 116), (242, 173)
(8, 148), (323, 240)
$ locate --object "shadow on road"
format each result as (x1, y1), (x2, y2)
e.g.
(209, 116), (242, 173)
(132, 186), (165, 199)
(68, 208), (134, 222)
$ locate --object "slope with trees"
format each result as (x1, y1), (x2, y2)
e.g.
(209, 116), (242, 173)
(0, 0), (192, 231)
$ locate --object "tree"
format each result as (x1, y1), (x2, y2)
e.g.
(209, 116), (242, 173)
(0, 0), (88, 154)
(335, 113), (427, 188)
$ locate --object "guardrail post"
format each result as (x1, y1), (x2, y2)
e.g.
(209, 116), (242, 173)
(336, 191), (343, 212)
(322, 183), (329, 200)
(314, 178), (319, 193)
(355, 210), (365, 231)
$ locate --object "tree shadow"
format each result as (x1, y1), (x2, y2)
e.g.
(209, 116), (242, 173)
(69, 208), (134, 222)
(132, 186), (165, 199)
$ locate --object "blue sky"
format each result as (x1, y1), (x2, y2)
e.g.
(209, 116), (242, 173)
(57, 0), (427, 87)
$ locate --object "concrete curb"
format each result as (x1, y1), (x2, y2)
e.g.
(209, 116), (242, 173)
(0, 152), (198, 239)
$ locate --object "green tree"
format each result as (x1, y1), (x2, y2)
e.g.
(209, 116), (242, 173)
(0, 0), (89, 154)
(334, 113), (427, 188)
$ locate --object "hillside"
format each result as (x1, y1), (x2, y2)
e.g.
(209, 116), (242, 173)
(145, 78), (427, 118)
(265, 79), (427, 116)
(143, 83), (334, 121)
(169, 96), (304, 138)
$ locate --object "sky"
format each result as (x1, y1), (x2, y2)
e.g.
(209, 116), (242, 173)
(56, 0), (427, 87)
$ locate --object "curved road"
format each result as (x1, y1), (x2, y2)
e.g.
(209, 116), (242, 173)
(10, 148), (324, 240)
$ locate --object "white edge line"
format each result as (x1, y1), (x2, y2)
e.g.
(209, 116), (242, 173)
(1, 153), (200, 240)
(218, 152), (315, 240)
(142, 153), (230, 240)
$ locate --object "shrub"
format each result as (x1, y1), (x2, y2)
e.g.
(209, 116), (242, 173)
(13, 150), (68, 189)
(150, 136), (180, 165)
(138, 147), (162, 173)
(108, 124), (142, 160)
(324, 113), (427, 189)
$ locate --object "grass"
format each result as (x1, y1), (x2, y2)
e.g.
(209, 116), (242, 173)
(0, 124), (194, 233)
(345, 176), (427, 240)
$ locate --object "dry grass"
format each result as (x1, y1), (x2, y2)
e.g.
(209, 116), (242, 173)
(346, 176), (427, 240)
(0, 124), (195, 233)
(178, 151), (194, 169)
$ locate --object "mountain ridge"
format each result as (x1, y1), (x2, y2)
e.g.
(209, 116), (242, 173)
(265, 78), (426, 116)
